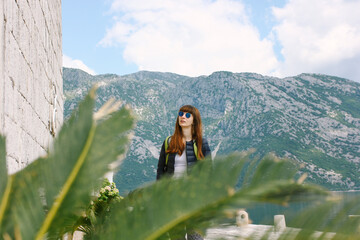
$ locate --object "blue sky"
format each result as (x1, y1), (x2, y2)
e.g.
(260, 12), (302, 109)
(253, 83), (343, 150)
(62, 0), (360, 82)
(62, 0), (138, 75)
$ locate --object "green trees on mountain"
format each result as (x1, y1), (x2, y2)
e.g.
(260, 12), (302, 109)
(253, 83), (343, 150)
(1, 88), (360, 239)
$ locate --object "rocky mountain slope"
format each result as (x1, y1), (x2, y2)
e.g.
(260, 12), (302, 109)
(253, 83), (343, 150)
(63, 68), (360, 193)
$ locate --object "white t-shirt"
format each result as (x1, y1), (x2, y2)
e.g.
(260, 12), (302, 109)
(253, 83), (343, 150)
(174, 151), (187, 178)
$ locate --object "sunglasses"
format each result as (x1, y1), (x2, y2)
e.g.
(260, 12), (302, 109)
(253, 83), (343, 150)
(178, 111), (191, 118)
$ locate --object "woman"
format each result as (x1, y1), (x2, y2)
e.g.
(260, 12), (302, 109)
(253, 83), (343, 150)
(157, 105), (211, 240)
(156, 105), (211, 180)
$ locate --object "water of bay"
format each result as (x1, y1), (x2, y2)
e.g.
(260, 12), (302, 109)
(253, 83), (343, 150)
(241, 191), (360, 227)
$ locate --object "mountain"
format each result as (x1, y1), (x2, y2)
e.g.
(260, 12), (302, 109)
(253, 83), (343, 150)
(63, 68), (360, 193)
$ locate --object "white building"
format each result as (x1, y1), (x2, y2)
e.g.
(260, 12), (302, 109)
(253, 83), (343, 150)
(0, 0), (63, 173)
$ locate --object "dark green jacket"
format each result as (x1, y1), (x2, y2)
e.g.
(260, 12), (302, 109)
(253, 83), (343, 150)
(156, 138), (211, 180)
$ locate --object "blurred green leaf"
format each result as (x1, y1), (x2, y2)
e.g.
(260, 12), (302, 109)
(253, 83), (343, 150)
(97, 153), (324, 240)
(0, 135), (6, 199)
(0, 135), (13, 236)
(0, 87), (134, 239)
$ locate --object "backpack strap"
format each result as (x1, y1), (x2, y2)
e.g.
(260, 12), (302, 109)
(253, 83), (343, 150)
(193, 140), (198, 160)
(165, 136), (171, 166)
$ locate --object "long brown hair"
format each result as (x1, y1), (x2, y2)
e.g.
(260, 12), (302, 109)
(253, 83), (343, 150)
(166, 105), (204, 159)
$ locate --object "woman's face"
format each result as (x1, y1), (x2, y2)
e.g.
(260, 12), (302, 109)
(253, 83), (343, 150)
(178, 111), (194, 128)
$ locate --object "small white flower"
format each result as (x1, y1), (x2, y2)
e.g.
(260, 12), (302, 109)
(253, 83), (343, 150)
(100, 188), (105, 194)
(105, 186), (111, 191)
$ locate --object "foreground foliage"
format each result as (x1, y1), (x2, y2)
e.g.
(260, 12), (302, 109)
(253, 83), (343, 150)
(0, 87), (134, 239)
(0, 88), (360, 240)
(93, 154), (325, 240)
(74, 179), (122, 239)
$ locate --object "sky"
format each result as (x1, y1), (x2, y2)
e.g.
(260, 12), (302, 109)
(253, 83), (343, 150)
(62, 0), (360, 82)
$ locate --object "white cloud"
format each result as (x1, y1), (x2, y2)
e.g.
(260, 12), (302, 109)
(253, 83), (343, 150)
(62, 55), (97, 75)
(99, 0), (279, 77)
(272, 0), (360, 81)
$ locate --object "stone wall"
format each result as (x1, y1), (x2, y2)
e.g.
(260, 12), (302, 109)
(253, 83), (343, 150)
(0, 0), (63, 174)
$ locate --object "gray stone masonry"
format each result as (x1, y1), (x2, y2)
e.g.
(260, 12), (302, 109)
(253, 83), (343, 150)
(0, 0), (63, 174)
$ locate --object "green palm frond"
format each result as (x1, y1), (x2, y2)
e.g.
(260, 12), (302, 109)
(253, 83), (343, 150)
(0, 135), (6, 198)
(97, 153), (324, 240)
(0, 87), (134, 239)
(0, 136), (11, 228)
(275, 192), (360, 240)
(245, 153), (299, 187)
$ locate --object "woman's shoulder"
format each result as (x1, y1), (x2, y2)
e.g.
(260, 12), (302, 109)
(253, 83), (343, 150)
(162, 135), (173, 147)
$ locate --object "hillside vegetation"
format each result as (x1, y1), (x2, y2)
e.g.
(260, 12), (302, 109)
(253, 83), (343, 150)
(63, 68), (360, 192)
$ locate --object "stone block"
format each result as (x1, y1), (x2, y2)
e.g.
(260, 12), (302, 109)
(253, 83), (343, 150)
(32, 113), (41, 147)
(16, 91), (25, 130)
(19, 129), (28, 166)
(30, 49), (37, 76)
(17, 51), (30, 100)
(26, 108), (35, 142)
(3, 0), (14, 34)
(5, 34), (19, 81)
(274, 215), (286, 232)
(41, 123), (51, 149)
(15, 90), (25, 128)
(4, 115), (21, 173)
(22, 131), (41, 166)
(33, 1), (44, 44)
(33, 80), (41, 120)
(18, 21), (31, 68)
(29, 140), (40, 163)
(23, 98), (33, 134)
(6, 155), (19, 175)
(39, 94), (49, 131)
(32, 111), (40, 143)
(43, 1), (50, 26)
(18, 0), (31, 33)
(4, 76), (15, 121)
(11, 2), (21, 40)
(43, 76), (51, 103)
(27, 69), (35, 109)
(40, 116), (49, 149)
(27, 0), (37, 18)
